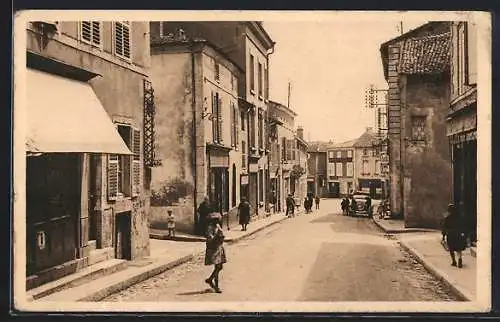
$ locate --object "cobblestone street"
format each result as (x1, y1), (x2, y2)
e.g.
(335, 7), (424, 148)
(103, 199), (460, 302)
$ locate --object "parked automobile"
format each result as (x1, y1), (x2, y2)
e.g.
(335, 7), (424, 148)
(351, 192), (373, 217)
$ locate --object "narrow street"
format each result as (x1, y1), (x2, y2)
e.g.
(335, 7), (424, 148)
(104, 199), (459, 302)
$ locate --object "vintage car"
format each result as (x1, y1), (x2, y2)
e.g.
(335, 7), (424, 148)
(350, 192), (373, 217)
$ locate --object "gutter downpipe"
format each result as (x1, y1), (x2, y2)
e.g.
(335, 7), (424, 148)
(191, 40), (198, 235)
(265, 43), (276, 214)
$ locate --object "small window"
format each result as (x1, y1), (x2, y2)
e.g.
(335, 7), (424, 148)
(114, 21), (131, 60)
(81, 21), (101, 47)
(328, 151), (334, 159)
(336, 151), (342, 158)
(258, 62), (263, 97)
(411, 116), (426, 142)
(249, 54), (255, 92)
(214, 63), (220, 82)
(347, 150), (353, 158)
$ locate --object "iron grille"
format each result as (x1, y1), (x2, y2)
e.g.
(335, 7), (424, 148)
(143, 79), (161, 167)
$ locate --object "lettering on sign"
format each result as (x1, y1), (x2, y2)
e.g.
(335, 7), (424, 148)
(36, 231), (46, 250)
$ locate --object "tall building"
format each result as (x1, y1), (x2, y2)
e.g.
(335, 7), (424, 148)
(151, 22), (275, 218)
(306, 141), (328, 198)
(24, 21), (153, 289)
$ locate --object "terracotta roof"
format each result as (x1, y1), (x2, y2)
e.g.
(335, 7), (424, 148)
(307, 141), (329, 152)
(353, 129), (377, 148)
(329, 139), (357, 149)
(399, 33), (451, 74)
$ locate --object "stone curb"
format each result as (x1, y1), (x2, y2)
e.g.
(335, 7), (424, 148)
(81, 254), (195, 302)
(398, 240), (474, 302)
(90, 215), (287, 301)
(372, 218), (438, 234)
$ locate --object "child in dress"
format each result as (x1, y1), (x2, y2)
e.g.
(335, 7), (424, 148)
(167, 209), (176, 237)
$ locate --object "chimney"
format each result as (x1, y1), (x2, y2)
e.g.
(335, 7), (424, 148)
(296, 126), (304, 140)
(366, 127), (373, 133)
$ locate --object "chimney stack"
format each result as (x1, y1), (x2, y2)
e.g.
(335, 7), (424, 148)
(296, 126), (304, 140)
(366, 127), (373, 132)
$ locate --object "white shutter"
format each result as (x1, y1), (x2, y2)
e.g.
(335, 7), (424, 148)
(107, 155), (119, 200)
(234, 104), (239, 148)
(218, 96), (223, 143)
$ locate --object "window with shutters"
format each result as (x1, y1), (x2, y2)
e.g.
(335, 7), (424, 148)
(411, 116), (426, 142)
(336, 163), (343, 177)
(258, 111), (263, 149)
(336, 151), (342, 158)
(234, 103), (239, 149)
(241, 141), (247, 169)
(264, 67), (269, 100)
(250, 110), (256, 148)
(217, 96), (223, 143)
(80, 21), (101, 47)
(258, 62), (263, 97)
(132, 128), (141, 196)
(114, 21), (131, 60)
(241, 111), (246, 131)
(347, 150), (353, 158)
(214, 62), (220, 83)
(249, 54), (255, 93)
(108, 124), (135, 200)
(211, 92), (221, 144)
(282, 137), (287, 162)
(230, 103), (235, 147)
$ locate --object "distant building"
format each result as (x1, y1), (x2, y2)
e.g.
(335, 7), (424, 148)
(353, 128), (385, 199)
(295, 127), (309, 202)
(326, 139), (357, 197)
(447, 21), (477, 244)
(307, 141), (328, 198)
(380, 22), (452, 228)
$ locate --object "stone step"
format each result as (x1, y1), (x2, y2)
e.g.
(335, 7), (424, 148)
(27, 258), (128, 301)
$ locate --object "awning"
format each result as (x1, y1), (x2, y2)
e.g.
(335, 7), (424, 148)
(26, 68), (132, 155)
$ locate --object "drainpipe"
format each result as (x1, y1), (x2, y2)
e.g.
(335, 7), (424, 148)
(265, 43), (275, 215)
(190, 41), (198, 235)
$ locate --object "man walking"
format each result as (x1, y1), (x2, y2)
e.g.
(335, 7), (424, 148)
(286, 194), (295, 218)
(314, 195), (320, 210)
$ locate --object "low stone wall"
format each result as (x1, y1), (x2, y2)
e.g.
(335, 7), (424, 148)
(149, 199), (195, 234)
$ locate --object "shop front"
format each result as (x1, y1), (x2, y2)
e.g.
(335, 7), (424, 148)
(206, 144), (230, 227)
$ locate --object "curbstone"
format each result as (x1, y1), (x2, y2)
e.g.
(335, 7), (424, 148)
(398, 240), (473, 302)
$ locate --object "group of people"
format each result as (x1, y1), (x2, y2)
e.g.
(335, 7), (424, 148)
(285, 193), (321, 217)
(340, 195), (372, 217)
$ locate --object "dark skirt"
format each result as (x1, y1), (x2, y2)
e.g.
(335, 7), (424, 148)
(205, 243), (227, 265)
(446, 233), (466, 252)
(239, 213), (250, 225)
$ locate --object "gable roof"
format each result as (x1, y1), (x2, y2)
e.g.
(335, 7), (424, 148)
(329, 138), (357, 149)
(399, 32), (451, 74)
(307, 141), (329, 152)
(353, 129), (376, 148)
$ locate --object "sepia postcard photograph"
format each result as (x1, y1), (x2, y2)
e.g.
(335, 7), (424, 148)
(12, 10), (491, 314)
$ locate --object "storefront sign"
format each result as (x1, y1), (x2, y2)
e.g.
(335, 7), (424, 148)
(240, 175), (249, 185)
(209, 154), (229, 168)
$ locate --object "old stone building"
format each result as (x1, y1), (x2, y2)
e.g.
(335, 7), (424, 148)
(306, 142), (328, 198)
(353, 128), (384, 199)
(447, 21), (477, 244)
(151, 22), (275, 218)
(267, 100), (300, 210)
(326, 139), (356, 198)
(25, 21), (152, 289)
(380, 22), (452, 228)
(148, 28), (243, 234)
(295, 127), (310, 202)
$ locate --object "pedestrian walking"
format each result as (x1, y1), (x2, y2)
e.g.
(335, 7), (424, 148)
(196, 196), (212, 236)
(341, 197), (347, 215)
(238, 197), (251, 231)
(204, 212), (227, 293)
(286, 194), (295, 218)
(315, 195), (320, 210)
(365, 195), (372, 217)
(166, 209), (176, 237)
(349, 196), (357, 216)
(441, 203), (467, 268)
(303, 197), (309, 214)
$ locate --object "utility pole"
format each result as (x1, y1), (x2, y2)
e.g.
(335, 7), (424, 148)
(399, 21), (404, 35)
(287, 82), (291, 109)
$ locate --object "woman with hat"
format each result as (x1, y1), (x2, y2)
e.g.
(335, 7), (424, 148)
(204, 212), (227, 293)
(442, 203), (467, 268)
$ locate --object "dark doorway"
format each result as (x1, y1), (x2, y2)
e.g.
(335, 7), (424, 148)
(328, 182), (340, 198)
(232, 164), (237, 208)
(115, 212), (132, 260)
(88, 154), (99, 243)
(249, 172), (258, 215)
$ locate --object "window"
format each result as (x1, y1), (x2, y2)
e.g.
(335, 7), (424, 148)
(258, 62), (263, 97)
(336, 151), (342, 158)
(114, 21), (131, 59)
(282, 137), (287, 161)
(250, 110), (256, 148)
(411, 116), (426, 142)
(264, 67), (269, 100)
(108, 124), (141, 199)
(240, 111), (246, 131)
(230, 102), (239, 148)
(328, 151), (334, 159)
(258, 111), (263, 149)
(242, 141), (247, 169)
(80, 21), (101, 47)
(214, 63), (220, 82)
(363, 148), (369, 156)
(362, 160), (369, 175)
(347, 150), (353, 158)
(375, 160), (380, 175)
(328, 162), (336, 176)
(336, 163), (343, 177)
(346, 162), (353, 177)
(211, 92), (223, 144)
(249, 54), (255, 92)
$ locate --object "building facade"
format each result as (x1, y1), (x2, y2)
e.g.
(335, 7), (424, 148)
(447, 21), (477, 244)
(306, 142), (328, 198)
(25, 21), (152, 289)
(326, 139), (356, 198)
(148, 28), (243, 234)
(267, 100), (299, 211)
(295, 127), (309, 202)
(353, 128), (384, 199)
(380, 22), (453, 228)
(152, 22), (275, 218)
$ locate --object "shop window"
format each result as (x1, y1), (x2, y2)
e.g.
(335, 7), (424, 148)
(114, 21), (131, 60)
(80, 21), (101, 47)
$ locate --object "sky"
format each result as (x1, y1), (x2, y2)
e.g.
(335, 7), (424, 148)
(262, 20), (427, 143)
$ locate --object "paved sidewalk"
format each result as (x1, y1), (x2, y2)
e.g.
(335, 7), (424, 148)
(373, 216), (439, 234)
(39, 213), (287, 302)
(398, 232), (476, 301)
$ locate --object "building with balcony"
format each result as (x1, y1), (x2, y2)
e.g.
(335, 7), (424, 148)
(380, 21), (452, 228)
(326, 139), (356, 198)
(24, 21), (153, 289)
(353, 128), (385, 199)
(148, 27), (243, 234)
(447, 21), (477, 244)
(151, 21), (275, 218)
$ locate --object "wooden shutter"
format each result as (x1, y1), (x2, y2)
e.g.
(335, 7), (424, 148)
(282, 137), (287, 161)
(217, 96), (223, 143)
(91, 21), (101, 45)
(107, 155), (119, 200)
(132, 128), (141, 196)
(81, 21), (92, 43)
(115, 22), (131, 59)
(234, 104), (239, 148)
(230, 102), (235, 147)
(211, 91), (217, 142)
